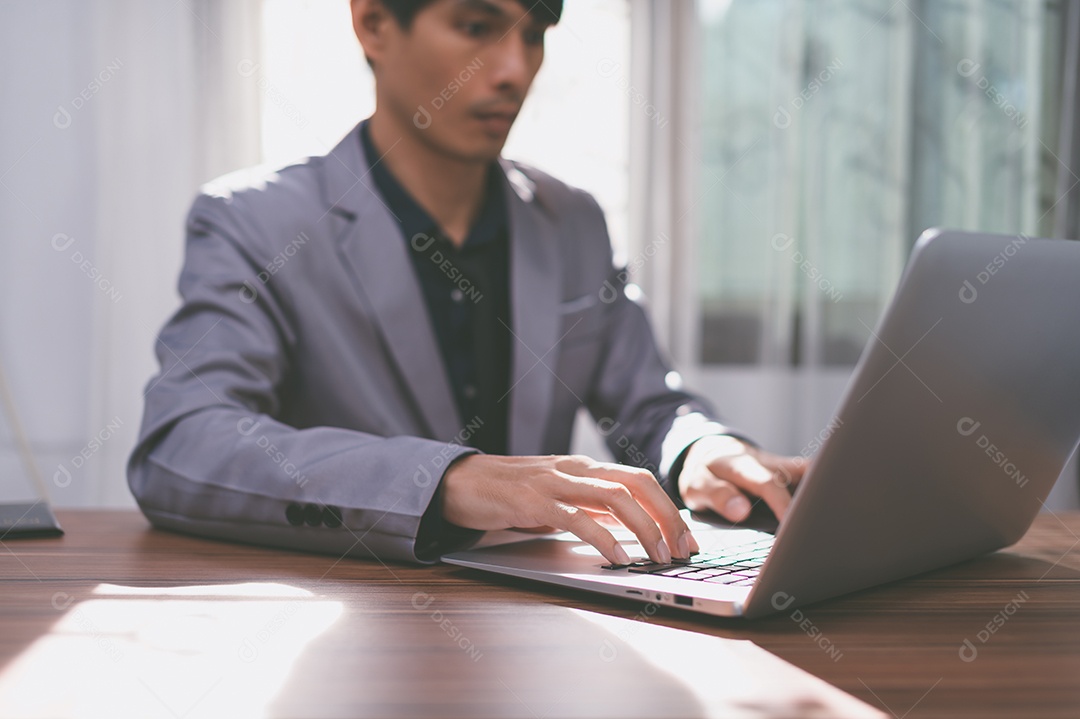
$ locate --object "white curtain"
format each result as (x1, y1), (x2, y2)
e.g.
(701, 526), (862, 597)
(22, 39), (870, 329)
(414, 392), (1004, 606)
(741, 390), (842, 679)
(0, 0), (261, 507)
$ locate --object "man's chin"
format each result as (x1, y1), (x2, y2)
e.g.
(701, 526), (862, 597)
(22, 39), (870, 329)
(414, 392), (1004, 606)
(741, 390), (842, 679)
(457, 140), (509, 164)
(417, 125), (509, 164)
(470, 127), (514, 153)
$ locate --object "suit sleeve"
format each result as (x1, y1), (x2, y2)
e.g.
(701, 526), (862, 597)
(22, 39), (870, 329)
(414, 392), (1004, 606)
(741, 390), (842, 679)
(127, 193), (482, 564)
(577, 198), (753, 507)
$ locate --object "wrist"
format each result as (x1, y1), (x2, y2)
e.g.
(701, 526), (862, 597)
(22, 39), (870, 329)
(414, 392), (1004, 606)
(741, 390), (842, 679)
(440, 452), (482, 526)
(685, 434), (745, 468)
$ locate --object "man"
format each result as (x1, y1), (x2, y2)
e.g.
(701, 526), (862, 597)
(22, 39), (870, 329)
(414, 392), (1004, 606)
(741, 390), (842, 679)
(128, 0), (807, 567)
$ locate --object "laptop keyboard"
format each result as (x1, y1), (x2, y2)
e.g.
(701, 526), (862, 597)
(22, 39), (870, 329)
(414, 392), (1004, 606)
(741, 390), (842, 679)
(601, 535), (774, 588)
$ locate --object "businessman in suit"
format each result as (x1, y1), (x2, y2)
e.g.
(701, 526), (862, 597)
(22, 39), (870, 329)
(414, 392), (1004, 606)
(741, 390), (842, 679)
(128, 0), (807, 567)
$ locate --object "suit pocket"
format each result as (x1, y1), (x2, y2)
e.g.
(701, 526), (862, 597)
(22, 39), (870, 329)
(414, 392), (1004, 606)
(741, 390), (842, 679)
(557, 294), (604, 347)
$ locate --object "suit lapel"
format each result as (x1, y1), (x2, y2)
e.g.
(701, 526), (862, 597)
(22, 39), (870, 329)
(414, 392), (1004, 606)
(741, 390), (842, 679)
(322, 124), (463, 441)
(318, 124), (564, 451)
(501, 161), (562, 456)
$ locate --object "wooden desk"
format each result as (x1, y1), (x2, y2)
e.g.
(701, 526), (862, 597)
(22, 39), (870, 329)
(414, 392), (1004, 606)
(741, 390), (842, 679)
(2, 510), (1078, 718)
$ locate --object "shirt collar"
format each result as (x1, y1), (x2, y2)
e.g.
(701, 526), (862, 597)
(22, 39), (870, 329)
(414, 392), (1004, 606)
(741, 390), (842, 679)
(359, 119), (506, 250)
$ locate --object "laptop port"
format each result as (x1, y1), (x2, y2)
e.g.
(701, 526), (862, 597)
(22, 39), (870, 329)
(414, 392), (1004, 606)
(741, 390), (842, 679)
(674, 595), (693, 607)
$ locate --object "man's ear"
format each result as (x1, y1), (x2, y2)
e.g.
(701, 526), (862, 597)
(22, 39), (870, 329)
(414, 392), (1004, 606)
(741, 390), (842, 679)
(351, 0), (393, 69)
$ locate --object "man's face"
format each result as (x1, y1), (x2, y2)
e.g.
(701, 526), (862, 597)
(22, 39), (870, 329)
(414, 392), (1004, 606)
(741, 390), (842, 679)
(371, 0), (551, 162)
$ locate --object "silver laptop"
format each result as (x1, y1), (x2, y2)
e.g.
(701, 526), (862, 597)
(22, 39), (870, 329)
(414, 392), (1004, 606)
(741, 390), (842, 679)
(443, 229), (1080, 618)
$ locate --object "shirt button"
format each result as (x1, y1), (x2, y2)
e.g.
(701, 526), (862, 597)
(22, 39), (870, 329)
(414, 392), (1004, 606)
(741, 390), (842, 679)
(450, 288), (464, 303)
(463, 384), (477, 399)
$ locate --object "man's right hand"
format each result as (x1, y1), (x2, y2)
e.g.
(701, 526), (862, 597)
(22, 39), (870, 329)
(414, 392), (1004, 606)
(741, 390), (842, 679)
(439, 454), (699, 566)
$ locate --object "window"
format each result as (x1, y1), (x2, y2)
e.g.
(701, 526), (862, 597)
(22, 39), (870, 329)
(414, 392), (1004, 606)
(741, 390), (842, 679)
(695, 0), (1071, 367)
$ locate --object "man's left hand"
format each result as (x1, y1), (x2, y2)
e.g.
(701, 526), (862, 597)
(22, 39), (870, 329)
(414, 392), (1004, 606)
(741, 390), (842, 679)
(678, 436), (809, 523)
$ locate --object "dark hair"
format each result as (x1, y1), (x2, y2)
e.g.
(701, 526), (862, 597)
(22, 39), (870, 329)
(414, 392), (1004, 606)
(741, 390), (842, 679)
(381, 0), (563, 28)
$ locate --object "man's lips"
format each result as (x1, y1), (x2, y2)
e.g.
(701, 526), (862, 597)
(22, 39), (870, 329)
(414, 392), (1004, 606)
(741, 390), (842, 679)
(472, 107), (519, 133)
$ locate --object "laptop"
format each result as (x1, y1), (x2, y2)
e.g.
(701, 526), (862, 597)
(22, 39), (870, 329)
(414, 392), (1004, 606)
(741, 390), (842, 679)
(443, 229), (1080, 618)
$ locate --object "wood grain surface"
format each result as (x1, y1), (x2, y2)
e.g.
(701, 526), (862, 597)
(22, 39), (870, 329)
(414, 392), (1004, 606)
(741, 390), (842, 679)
(2, 510), (1078, 718)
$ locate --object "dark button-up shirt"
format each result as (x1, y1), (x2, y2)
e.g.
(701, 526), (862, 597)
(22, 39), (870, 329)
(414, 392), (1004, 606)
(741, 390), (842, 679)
(360, 120), (512, 455)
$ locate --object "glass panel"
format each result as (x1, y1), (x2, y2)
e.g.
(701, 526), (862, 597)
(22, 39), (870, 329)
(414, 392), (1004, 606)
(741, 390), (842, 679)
(696, 0), (1064, 367)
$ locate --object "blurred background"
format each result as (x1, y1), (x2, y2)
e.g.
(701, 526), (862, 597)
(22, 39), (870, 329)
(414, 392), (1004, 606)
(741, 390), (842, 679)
(2, 0), (1079, 510)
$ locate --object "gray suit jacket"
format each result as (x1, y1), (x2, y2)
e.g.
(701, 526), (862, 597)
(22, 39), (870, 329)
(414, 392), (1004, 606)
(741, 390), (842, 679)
(128, 122), (736, 563)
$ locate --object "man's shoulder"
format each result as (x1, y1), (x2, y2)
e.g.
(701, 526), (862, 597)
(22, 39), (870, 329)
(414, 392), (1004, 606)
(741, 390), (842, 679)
(196, 151), (599, 217)
(500, 159), (603, 218)
(198, 154), (325, 207)
(183, 153), (334, 261)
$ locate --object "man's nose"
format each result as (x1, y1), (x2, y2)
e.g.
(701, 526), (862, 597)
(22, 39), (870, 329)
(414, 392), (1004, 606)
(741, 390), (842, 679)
(488, 32), (532, 94)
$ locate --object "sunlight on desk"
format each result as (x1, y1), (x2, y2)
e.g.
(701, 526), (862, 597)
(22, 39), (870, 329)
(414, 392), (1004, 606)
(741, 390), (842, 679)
(0, 582), (342, 718)
(571, 609), (885, 719)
